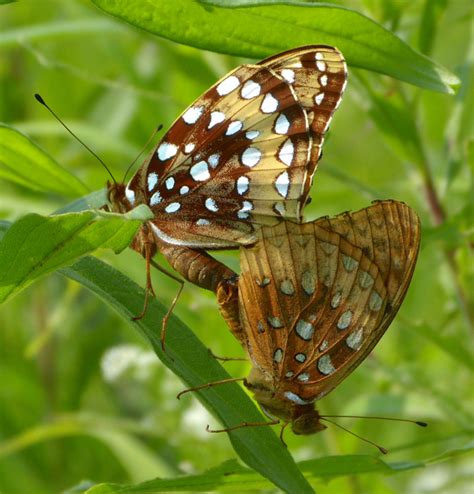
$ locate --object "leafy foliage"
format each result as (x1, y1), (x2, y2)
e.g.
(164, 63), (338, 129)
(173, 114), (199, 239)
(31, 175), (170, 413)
(0, 1), (472, 493)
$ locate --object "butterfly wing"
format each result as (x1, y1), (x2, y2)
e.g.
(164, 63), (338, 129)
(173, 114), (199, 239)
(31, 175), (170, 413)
(125, 46), (347, 248)
(237, 200), (420, 402)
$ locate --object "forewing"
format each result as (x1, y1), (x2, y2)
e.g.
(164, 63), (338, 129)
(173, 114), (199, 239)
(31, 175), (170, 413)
(260, 45), (347, 196)
(126, 46), (347, 248)
(238, 201), (420, 402)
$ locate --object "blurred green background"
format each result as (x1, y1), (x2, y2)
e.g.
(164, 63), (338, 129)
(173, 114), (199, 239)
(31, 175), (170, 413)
(0, 0), (472, 493)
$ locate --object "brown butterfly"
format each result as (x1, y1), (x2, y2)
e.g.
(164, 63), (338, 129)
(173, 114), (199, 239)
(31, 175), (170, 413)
(105, 46), (347, 327)
(216, 200), (421, 436)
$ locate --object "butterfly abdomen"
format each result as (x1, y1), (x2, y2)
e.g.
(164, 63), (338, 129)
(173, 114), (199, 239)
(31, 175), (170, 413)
(159, 243), (237, 293)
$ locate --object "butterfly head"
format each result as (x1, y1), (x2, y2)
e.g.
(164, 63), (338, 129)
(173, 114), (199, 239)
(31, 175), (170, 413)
(291, 407), (327, 435)
(245, 367), (326, 436)
(106, 181), (132, 214)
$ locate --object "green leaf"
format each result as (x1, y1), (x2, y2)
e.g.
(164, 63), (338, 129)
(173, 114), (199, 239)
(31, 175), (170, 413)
(91, 0), (459, 94)
(351, 75), (425, 167)
(54, 189), (109, 214)
(418, 0), (448, 56)
(0, 124), (88, 196)
(81, 445), (474, 492)
(61, 256), (314, 494)
(0, 212), (140, 304)
(0, 19), (126, 47)
(0, 414), (173, 482)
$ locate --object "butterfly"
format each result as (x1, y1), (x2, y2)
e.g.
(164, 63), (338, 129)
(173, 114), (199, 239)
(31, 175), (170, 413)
(216, 200), (421, 435)
(106, 46), (347, 326)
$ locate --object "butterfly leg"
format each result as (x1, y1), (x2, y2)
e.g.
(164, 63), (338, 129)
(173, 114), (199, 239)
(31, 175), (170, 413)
(207, 348), (247, 362)
(132, 242), (155, 321)
(176, 377), (246, 400)
(216, 280), (246, 346)
(132, 235), (185, 352)
(205, 419), (280, 434)
(149, 258), (184, 352)
(132, 239), (157, 321)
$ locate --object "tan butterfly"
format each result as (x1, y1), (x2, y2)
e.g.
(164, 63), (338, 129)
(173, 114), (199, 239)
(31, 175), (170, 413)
(216, 200), (421, 435)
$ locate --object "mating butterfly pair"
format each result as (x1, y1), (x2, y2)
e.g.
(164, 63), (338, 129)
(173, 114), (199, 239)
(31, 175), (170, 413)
(104, 45), (420, 438)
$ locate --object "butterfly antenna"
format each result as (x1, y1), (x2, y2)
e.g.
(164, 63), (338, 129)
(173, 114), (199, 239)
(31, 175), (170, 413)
(122, 124), (163, 183)
(320, 417), (388, 455)
(34, 93), (117, 184)
(321, 415), (427, 427)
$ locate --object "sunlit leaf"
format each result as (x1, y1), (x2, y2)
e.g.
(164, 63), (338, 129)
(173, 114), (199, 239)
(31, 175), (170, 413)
(0, 124), (88, 196)
(91, 0), (460, 94)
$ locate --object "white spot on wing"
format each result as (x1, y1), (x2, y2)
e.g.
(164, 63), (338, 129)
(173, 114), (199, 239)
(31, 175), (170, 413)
(149, 191), (162, 206)
(274, 113), (290, 135)
(369, 292), (383, 311)
(295, 353), (306, 363)
(165, 177), (175, 190)
(316, 60), (326, 72)
(275, 171), (290, 198)
(337, 310), (353, 330)
(297, 373), (310, 382)
(245, 130), (260, 140)
(284, 391), (312, 405)
(346, 328), (364, 350)
(261, 93), (279, 113)
(216, 75), (240, 96)
(318, 355), (335, 375)
(342, 255), (359, 272)
(196, 219), (210, 226)
(238, 200), (253, 219)
(208, 153), (220, 168)
(182, 105), (204, 124)
(295, 319), (314, 341)
(280, 279), (294, 295)
(319, 340), (329, 351)
(278, 139), (294, 166)
(208, 111), (225, 129)
(184, 143), (195, 154)
(205, 197), (218, 212)
(314, 93), (324, 105)
(226, 120), (243, 136)
(302, 271), (316, 295)
(190, 161), (210, 181)
(180, 185), (190, 195)
(274, 202), (286, 216)
(241, 80), (261, 99)
(331, 291), (342, 309)
(315, 52), (324, 60)
(157, 142), (178, 161)
(267, 316), (283, 329)
(359, 271), (374, 289)
(165, 202), (180, 213)
(320, 74), (328, 87)
(241, 147), (262, 167)
(273, 348), (283, 363)
(236, 176), (249, 195)
(280, 69), (295, 83)
(147, 173), (158, 192)
(125, 187), (135, 205)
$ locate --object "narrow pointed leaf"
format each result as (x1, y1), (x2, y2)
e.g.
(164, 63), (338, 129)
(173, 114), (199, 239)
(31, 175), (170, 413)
(61, 256), (314, 494)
